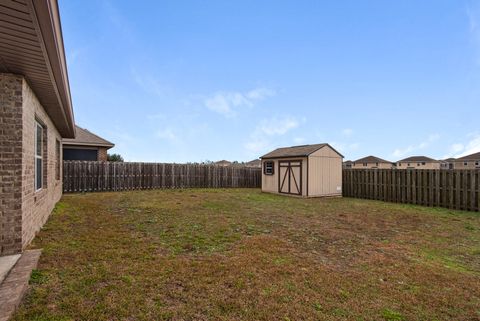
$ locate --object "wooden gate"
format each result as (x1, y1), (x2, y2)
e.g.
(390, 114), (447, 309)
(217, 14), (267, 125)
(278, 160), (302, 195)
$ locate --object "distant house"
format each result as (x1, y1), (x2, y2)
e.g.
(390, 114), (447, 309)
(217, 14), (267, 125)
(62, 126), (114, 161)
(351, 156), (393, 169)
(245, 159), (261, 168)
(396, 156), (440, 169)
(343, 160), (353, 169)
(452, 152), (480, 169)
(440, 158), (455, 170)
(215, 160), (232, 167)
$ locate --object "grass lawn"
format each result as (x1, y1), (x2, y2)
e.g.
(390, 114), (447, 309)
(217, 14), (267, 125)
(13, 189), (480, 321)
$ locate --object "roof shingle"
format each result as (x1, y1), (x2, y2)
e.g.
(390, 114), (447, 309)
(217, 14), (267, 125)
(354, 155), (391, 163)
(260, 143), (343, 159)
(398, 156), (438, 163)
(63, 126), (114, 148)
(457, 152), (480, 161)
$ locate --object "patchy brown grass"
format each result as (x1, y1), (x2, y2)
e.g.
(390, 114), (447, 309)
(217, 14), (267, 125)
(12, 189), (480, 321)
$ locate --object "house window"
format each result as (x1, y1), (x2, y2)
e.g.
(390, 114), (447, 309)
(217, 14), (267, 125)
(376, 162), (379, 166)
(264, 161), (274, 175)
(464, 162), (468, 166)
(422, 162), (426, 165)
(476, 161), (479, 166)
(363, 163), (367, 167)
(35, 121), (43, 191)
(398, 163), (401, 167)
(55, 139), (61, 180)
(407, 163), (410, 167)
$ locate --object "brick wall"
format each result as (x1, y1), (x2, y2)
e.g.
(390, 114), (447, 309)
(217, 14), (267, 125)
(0, 74), (24, 255)
(98, 147), (108, 161)
(0, 73), (63, 255)
(21, 78), (62, 250)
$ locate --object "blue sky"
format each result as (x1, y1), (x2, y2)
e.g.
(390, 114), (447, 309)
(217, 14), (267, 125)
(60, 0), (480, 162)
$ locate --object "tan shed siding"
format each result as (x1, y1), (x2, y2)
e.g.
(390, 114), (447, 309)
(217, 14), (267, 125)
(262, 157), (308, 195)
(261, 160), (277, 193)
(308, 156), (342, 196)
(308, 145), (343, 197)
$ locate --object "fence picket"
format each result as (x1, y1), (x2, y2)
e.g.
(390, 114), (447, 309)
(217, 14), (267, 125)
(63, 161), (261, 193)
(343, 169), (479, 212)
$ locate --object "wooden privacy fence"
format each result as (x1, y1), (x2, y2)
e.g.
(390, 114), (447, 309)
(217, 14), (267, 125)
(63, 161), (261, 193)
(343, 169), (480, 212)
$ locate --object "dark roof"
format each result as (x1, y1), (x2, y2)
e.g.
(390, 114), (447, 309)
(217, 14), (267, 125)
(0, 0), (75, 137)
(245, 159), (261, 167)
(398, 156), (438, 163)
(63, 126), (114, 148)
(457, 152), (480, 161)
(442, 158), (456, 162)
(343, 160), (353, 164)
(354, 155), (391, 163)
(260, 143), (343, 159)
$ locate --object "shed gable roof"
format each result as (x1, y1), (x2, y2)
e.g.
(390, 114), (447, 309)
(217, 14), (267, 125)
(62, 126), (114, 148)
(261, 143), (343, 159)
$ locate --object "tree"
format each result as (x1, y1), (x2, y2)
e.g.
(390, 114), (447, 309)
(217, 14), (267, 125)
(107, 153), (124, 162)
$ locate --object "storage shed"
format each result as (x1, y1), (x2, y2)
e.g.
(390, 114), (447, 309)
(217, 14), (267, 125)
(260, 144), (343, 197)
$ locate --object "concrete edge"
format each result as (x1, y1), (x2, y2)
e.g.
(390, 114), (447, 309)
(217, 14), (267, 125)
(0, 249), (42, 321)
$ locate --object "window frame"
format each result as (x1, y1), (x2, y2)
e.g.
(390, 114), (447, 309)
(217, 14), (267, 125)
(263, 161), (274, 175)
(34, 121), (43, 191)
(55, 139), (61, 180)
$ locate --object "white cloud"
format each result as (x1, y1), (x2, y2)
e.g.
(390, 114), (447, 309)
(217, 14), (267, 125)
(293, 137), (306, 144)
(450, 133), (480, 158)
(330, 142), (360, 155)
(245, 116), (301, 154)
(204, 87), (276, 118)
(392, 134), (440, 158)
(156, 128), (180, 143)
(131, 68), (169, 97)
(342, 128), (353, 137)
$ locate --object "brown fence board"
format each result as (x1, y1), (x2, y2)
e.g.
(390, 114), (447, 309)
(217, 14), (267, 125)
(63, 161), (261, 193)
(343, 169), (480, 212)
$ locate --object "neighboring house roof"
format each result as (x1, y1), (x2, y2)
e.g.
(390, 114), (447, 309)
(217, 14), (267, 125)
(456, 152), (480, 161)
(344, 160), (353, 164)
(245, 159), (261, 167)
(353, 155), (391, 164)
(215, 160), (232, 166)
(398, 156), (438, 163)
(260, 143), (344, 159)
(63, 126), (114, 148)
(0, 0), (75, 137)
(442, 158), (456, 162)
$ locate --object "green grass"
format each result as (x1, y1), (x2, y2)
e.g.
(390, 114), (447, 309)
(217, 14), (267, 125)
(13, 189), (480, 321)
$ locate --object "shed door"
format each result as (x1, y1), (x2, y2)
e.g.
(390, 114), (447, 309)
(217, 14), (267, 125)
(278, 160), (302, 195)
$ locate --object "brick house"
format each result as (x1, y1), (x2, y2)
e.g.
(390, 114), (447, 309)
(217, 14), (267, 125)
(396, 156), (440, 169)
(62, 125), (114, 161)
(351, 155), (393, 169)
(0, 0), (75, 255)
